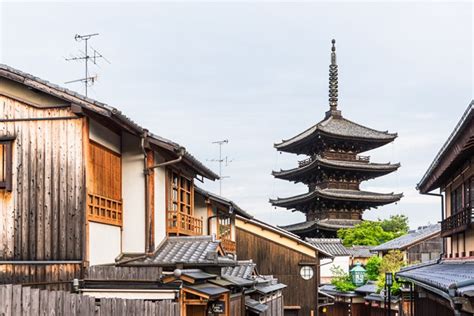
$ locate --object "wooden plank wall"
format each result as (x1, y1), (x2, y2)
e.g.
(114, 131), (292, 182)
(86, 266), (162, 280)
(262, 296), (284, 316)
(0, 95), (85, 261)
(0, 284), (180, 316)
(0, 263), (81, 291)
(229, 293), (243, 316)
(236, 228), (318, 316)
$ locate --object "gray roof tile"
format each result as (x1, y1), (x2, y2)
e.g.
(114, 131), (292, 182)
(222, 260), (256, 279)
(305, 238), (350, 256)
(372, 224), (441, 251)
(397, 261), (474, 296)
(280, 219), (361, 232)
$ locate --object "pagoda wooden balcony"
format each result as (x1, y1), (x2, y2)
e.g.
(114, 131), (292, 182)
(167, 211), (203, 236)
(441, 206), (474, 237)
(221, 238), (236, 254)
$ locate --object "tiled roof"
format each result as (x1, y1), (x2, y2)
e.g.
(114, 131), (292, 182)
(124, 236), (235, 266)
(280, 219), (361, 233)
(275, 115), (397, 152)
(397, 261), (474, 297)
(0, 64), (218, 180)
(271, 188), (403, 208)
(355, 281), (378, 294)
(273, 156), (400, 180)
(418, 101), (474, 193)
(245, 297), (269, 313)
(372, 224), (441, 252)
(222, 260), (256, 279)
(347, 246), (375, 258)
(305, 238), (350, 256)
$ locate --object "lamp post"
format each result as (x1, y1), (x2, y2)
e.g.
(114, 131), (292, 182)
(385, 272), (393, 316)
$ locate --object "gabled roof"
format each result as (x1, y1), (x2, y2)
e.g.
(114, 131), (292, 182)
(236, 215), (333, 258)
(418, 101), (474, 193)
(397, 261), (474, 298)
(274, 114), (397, 154)
(372, 224), (441, 252)
(121, 236), (235, 267)
(271, 188), (403, 209)
(272, 156), (400, 182)
(0, 64), (218, 180)
(347, 246), (375, 258)
(305, 238), (350, 256)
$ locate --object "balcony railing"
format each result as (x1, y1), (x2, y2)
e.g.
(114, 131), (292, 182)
(298, 157), (313, 167)
(441, 206), (474, 237)
(221, 238), (236, 254)
(167, 211), (203, 236)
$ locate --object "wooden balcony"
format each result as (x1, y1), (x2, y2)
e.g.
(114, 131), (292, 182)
(441, 206), (474, 237)
(221, 238), (236, 254)
(167, 211), (203, 236)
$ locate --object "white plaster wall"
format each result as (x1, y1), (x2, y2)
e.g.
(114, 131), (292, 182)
(89, 118), (121, 153)
(89, 222), (121, 265)
(121, 132), (145, 253)
(154, 163), (167, 247)
(320, 255), (351, 282)
(195, 194), (209, 235)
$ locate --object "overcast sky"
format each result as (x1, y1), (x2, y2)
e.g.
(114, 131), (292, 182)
(1, 1), (473, 229)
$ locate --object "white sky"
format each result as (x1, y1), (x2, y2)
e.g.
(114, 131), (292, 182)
(1, 1), (473, 229)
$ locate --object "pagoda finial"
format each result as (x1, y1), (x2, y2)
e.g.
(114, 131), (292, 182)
(328, 39), (338, 111)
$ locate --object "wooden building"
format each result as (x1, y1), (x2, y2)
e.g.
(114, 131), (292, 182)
(398, 101), (474, 315)
(372, 224), (442, 265)
(235, 215), (333, 315)
(0, 63), (221, 288)
(271, 40), (402, 238)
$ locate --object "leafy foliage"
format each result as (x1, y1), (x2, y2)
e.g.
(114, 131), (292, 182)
(330, 265), (356, 292)
(365, 256), (382, 281)
(376, 250), (406, 295)
(338, 215), (409, 247)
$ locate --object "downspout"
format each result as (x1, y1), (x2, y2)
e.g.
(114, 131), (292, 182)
(142, 139), (186, 253)
(141, 130), (151, 253)
(419, 190), (445, 261)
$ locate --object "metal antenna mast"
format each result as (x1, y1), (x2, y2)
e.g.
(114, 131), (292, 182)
(208, 140), (232, 195)
(65, 33), (110, 96)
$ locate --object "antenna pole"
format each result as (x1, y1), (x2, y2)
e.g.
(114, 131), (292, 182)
(210, 139), (230, 195)
(65, 33), (110, 96)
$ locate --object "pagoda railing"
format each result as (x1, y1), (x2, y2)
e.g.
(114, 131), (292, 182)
(298, 157), (313, 167)
(441, 206), (474, 237)
(356, 155), (370, 162)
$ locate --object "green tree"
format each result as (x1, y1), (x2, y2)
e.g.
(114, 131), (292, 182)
(365, 256), (382, 281)
(330, 266), (356, 292)
(380, 215), (409, 238)
(376, 250), (406, 295)
(338, 221), (395, 247)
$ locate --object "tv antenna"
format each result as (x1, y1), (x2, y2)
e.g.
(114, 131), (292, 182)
(208, 139), (232, 195)
(64, 33), (110, 96)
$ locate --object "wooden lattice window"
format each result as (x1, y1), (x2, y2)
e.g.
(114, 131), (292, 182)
(217, 211), (231, 239)
(87, 141), (122, 226)
(0, 139), (13, 191)
(168, 170), (193, 216)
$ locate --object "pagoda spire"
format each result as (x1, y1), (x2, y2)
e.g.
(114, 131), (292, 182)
(326, 39), (342, 118)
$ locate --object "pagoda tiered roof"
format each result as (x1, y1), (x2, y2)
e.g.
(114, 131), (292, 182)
(274, 114), (397, 154)
(280, 219), (362, 234)
(270, 188), (402, 211)
(272, 155), (400, 183)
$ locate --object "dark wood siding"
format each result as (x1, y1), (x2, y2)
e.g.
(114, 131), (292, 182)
(236, 227), (318, 316)
(0, 95), (85, 261)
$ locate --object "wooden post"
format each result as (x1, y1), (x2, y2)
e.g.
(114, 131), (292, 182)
(146, 149), (155, 252)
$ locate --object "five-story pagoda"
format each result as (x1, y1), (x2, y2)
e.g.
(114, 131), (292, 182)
(271, 40), (402, 238)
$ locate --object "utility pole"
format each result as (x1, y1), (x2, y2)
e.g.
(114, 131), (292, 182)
(208, 139), (232, 195)
(65, 33), (110, 96)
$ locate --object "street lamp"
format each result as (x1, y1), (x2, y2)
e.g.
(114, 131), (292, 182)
(385, 272), (393, 316)
(350, 262), (366, 286)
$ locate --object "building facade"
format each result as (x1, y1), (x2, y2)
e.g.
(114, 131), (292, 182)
(398, 101), (474, 316)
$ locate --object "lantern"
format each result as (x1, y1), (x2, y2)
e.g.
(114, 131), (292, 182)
(350, 262), (366, 286)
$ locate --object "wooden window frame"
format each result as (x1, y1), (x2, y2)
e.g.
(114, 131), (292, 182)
(0, 138), (14, 191)
(167, 169), (194, 216)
